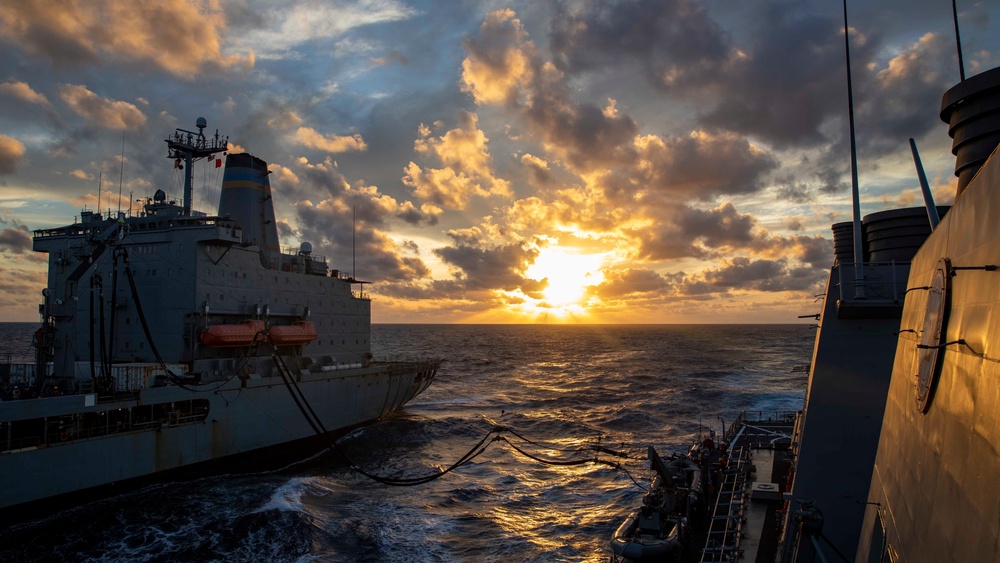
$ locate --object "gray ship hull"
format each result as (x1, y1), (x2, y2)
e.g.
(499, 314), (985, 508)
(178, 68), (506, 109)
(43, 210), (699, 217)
(1, 361), (436, 511)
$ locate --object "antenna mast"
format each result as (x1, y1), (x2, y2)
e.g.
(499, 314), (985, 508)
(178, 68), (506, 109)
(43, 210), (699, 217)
(843, 0), (865, 299)
(952, 0), (965, 81)
(353, 206), (356, 279)
(165, 117), (228, 216)
(118, 129), (125, 217)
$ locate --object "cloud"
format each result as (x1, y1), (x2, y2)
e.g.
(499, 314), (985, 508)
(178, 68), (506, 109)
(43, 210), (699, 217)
(58, 84), (146, 130)
(460, 9), (535, 105)
(461, 9), (775, 201)
(0, 135), (26, 174)
(0, 215), (31, 254)
(682, 256), (820, 295)
(860, 32), (955, 152)
(0, 0), (253, 78)
(402, 111), (511, 209)
(548, 0), (732, 91)
(0, 227), (31, 254)
(591, 267), (670, 299)
(520, 153), (553, 186)
(626, 130), (777, 201)
(294, 197), (430, 282)
(295, 127), (368, 153)
(372, 49), (409, 66)
(0, 80), (50, 105)
(433, 238), (546, 296)
(396, 201), (441, 226)
(235, 0), (418, 57)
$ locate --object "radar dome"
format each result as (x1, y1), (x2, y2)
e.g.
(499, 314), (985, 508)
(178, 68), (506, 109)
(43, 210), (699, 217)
(196, 117), (207, 129)
(300, 242), (313, 255)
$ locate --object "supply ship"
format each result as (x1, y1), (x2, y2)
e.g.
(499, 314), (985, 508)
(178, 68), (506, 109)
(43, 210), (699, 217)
(614, 16), (1000, 563)
(0, 119), (439, 516)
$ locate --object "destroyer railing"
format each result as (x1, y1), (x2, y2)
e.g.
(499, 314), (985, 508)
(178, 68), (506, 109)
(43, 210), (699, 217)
(834, 262), (911, 305)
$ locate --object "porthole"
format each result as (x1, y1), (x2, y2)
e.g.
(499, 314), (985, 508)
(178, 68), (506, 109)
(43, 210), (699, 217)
(916, 257), (950, 413)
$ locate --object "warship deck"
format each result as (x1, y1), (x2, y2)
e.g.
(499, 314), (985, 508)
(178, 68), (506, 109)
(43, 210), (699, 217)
(699, 411), (798, 563)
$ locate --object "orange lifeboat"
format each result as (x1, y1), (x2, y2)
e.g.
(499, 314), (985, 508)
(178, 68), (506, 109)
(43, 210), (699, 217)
(268, 321), (317, 346)
(200, 320), (265, 347)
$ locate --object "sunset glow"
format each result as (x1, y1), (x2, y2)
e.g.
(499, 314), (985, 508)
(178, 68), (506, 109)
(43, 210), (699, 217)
(0, 1), (994, 323)
(525, 247), (605, 312)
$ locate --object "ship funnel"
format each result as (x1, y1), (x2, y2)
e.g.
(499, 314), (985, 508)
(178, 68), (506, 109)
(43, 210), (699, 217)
(940, 66), (1000, 196)
(219, 153), (280, 260)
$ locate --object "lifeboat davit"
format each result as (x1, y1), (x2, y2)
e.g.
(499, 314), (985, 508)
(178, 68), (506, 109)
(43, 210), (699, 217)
(200, 320), (265, 347)
(268, 321), (317, 346)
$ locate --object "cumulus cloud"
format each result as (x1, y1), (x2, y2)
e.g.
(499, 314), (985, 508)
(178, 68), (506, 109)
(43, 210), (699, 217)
(0, 0), (253, 78)
(0, 135), (26, 174)
(0, 80), (50, 105)
(434, 238), (545, 296)
(396, 201), (441, 226)
(0, 216), (31, 254)
(461, 9), (639, 173)
(58, 84), (146, 130)
(295, 127), (367, 153)
(402, 111), (511, 209)
(460, 9), (535, 105)
(591, 267), (670, 299)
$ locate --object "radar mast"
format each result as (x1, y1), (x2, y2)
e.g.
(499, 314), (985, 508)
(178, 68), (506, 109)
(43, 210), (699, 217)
(165, 117), (228, 216)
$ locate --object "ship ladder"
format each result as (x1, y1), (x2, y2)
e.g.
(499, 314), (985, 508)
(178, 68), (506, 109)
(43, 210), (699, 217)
(700, 444), (752, 562)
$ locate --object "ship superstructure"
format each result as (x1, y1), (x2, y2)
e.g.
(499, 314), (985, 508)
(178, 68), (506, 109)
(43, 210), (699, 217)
(0, 119), (438, 514)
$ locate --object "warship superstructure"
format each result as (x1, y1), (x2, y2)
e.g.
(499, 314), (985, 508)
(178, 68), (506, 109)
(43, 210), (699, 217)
(616, 21), (1000, 563)
(0, 119), (438, 514)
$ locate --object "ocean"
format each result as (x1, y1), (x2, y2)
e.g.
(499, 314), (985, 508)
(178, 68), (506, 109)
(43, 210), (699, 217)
(0, 323), (811, 562)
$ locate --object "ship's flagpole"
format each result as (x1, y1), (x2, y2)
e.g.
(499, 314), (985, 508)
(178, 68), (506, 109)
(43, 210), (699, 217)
(843, 0), (866, 299)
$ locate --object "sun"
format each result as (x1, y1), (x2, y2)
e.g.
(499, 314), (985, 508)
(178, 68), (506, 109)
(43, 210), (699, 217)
(525, 247), (606, 313)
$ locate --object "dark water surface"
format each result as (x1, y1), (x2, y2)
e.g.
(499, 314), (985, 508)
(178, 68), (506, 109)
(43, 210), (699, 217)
(0, 323), (812, 562)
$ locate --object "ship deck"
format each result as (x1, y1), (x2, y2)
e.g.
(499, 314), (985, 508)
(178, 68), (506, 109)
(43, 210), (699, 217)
(698, 411), (798, 563)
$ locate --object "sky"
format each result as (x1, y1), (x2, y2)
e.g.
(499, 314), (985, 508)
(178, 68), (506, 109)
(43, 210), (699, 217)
(0, 0), (997, 324)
